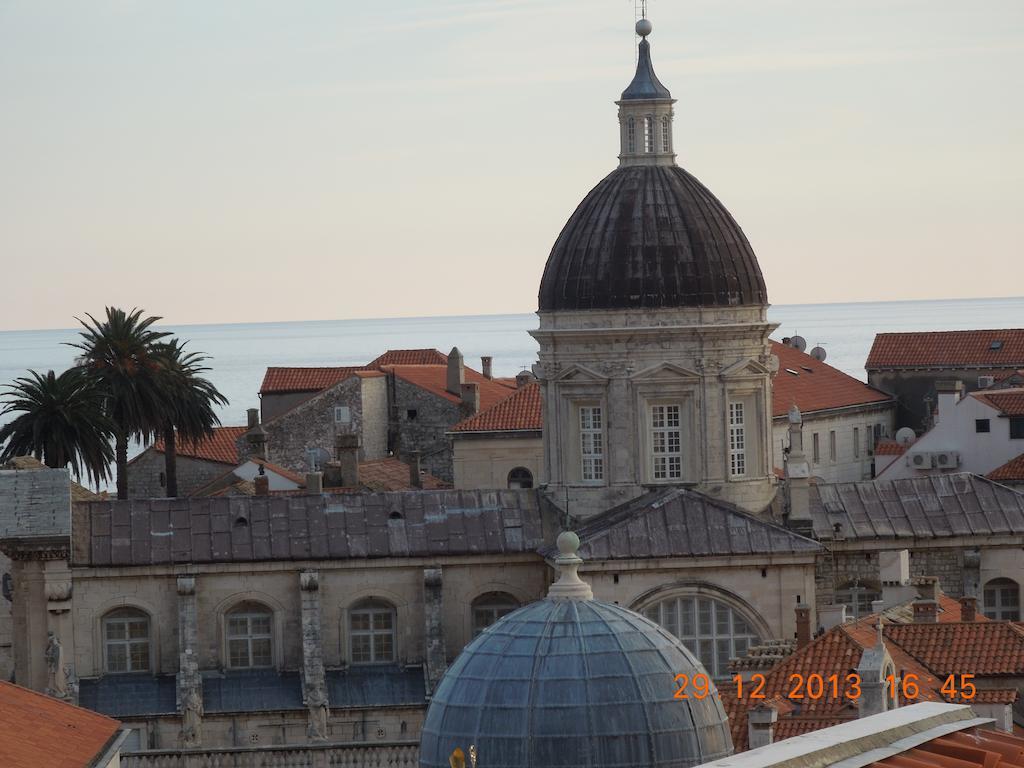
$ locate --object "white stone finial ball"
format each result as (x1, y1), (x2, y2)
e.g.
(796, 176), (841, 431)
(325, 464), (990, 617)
(557, 530), (580, 556)
(636, 18), (653, 38)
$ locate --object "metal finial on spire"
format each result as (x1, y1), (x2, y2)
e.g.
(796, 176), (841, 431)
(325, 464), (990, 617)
(635, 0), (652, 37)
(547, 531), (594, 600)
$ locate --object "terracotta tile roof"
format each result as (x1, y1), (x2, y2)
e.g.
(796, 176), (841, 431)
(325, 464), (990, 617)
(989, 453), (1024, 483)
(384, 365), (514, 411)
(368, 349), (448, 367)
(0, 680), (122, 768)
(883, 622), (1024, 676)
(356, 457), (447, 492)
(152, 426), (248, 465)
(866, 329), (1024, 370)
(955, 688), (1018, 704)
(874, 439), (908, 456)
(772, 341), (892, 417)
(451, 382), (542, 433)
(874, 728), (1024, 768)
(259, 367), (362, 395)
(971, 388), (1024, 416)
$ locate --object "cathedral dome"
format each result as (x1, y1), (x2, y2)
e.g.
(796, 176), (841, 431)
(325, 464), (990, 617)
(418, 533), (734, 768)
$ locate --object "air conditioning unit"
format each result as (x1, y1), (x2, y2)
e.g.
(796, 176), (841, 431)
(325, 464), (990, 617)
(934, 451), (961, 469)
(909, 452), (933, 469)
(978, 376), (995, 388)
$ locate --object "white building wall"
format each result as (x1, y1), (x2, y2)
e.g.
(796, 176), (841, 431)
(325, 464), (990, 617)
(773, 405), (896, 483)
(452, 436), (544, 490)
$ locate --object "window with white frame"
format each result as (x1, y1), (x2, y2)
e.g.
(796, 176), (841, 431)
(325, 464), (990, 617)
(579, 406), (604, 481)
(103, 609), (150, 673)
(661, 116), (671, 152)
(334, 406), (351, 424)
(728, 402), (746, 478)
(627, 117), (636, 153)
(226, 603), (273, 669)
(650, 404), (683, 480)
(983, 578), (1020, 621)
(350, 599), (396, 664)
(472, 593), (520, 637)
(643, 116), (654, 153)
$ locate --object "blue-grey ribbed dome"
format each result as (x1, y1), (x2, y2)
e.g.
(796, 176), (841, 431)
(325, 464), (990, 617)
(419, 598), (734, 768)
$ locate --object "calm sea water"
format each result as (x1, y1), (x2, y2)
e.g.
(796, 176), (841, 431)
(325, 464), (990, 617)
(1, 297), (1023, 433)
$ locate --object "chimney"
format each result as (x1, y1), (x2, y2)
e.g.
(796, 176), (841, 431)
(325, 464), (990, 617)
(819, 604), (847, 631)
(247, 407), (260, 429)
(409, 451), (423, 489)
(934, 379), (963, 424)
(871, 599), (886, 615)
(247, 424), (268, 460)
(334, 434), (361, 488)
(481, 356), (493, 380)
(254, 474), (269, 496)
(916, 576), (940, 602)
(912, 599), (938, 624)
(747, 703), (778, 749)
(880, 549), (917, 606)
(795, 603), (811, 649)
(305, 472), (323, 494)
(460, 382), (480, 416)
(959, 595), (977, 622)
(446, 347), (465, 395)
(516, 370), (533, 389)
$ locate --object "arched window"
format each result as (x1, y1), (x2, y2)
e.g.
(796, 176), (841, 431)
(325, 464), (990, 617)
(644, 116), (654, 153)
(472, 592), (520, 636)
(643, 594), (760, 678)
(350, 599), (396, 664)
(103, 608), (150, 673)
(507, 467), (534, 490)
(226, 602), (273, 669)
(661, 116), (671, 153)
(835, 579), (882, 620)
(627, 117), (636, 153)
(983, 578), (1020, 620)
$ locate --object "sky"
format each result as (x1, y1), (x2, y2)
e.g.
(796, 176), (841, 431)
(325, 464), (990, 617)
(0, 0), (1021, 332)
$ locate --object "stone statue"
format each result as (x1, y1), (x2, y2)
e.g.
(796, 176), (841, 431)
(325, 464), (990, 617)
(180, 685), (204, 747)
(305, 681), (329, 741)
(45, 632), (68, 699)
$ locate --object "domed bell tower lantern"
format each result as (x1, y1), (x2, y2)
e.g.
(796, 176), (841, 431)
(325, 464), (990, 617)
(532, 15), (778, 518)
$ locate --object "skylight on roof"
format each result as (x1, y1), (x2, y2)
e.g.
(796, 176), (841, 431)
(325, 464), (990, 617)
(991, 340), (1004, 350)
(785, 368), (800, 376)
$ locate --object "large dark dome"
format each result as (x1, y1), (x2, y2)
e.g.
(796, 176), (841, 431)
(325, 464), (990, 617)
(538, 165), (767, 311)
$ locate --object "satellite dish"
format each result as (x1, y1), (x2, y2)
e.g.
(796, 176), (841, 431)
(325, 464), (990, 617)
(790, 335), (807, 352)
(810, 346), (827, 362)
(895, 427), (916, 446)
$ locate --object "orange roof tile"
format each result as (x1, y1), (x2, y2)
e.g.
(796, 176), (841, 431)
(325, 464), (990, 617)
(0, 680), (122, 768)
(368, 349), (448, 367)
(452, 382), (542, 433)
(989, 453), (1024, 483)
(875, 439), (909, 456)
(866, 330), (1024, 370)
(971, 388), (1024, 416)
(873, 729), (1024, 768)
(384, 365), (514, 412)
(883, 622), (1024, 677)
(152, 426), (247, 465)
(259, 367), (362, 395)
(356, 457), (447, 492)
(772, 341), (893, 417)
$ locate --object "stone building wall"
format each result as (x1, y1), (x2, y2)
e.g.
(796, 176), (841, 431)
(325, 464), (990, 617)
(126, 450), (231, 500)
(0, 553), (10, 679)
(814, 546), (964, 610)
(360, 376), (388, 462)
(391, 379), (461, 483)
(452, 435), (544, 490)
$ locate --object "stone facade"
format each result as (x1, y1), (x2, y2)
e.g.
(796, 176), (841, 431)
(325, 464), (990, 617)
(126, 450), (231, 500)
(451, 434), (543, 490)
(532, 306), (778, 518)
(390, 378), (462, 484)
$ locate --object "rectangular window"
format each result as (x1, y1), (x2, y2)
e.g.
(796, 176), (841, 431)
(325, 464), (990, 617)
(334, 406), (351, 424)
(976, 419), (991, 433)
(650, 404), (683, 480)
(661, 116), (671, 153)
(853, 427), (860, 458)
(580, 406), (604, 481)
(812, 433), (820, 463)
(1011, 417), (1024, 440)
(627, 118), (636, 153)
(728, 402), (746, 477)
(644, 116), (654, 153)
(829, 431), (837, 463)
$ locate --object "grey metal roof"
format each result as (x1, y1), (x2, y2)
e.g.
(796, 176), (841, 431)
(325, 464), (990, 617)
(811, 473), (1024, 540)
(327, 665), (426, 708)
(551, 487), (821, 561)
(538, 166), (768, 311)
(419, 598), (734, 768)
(621, 38), (672, 100)
(203, 670), (304, 713)
(75, 490), (551, 566)
(0, 468), (71, 539)
(79, 674), (177, 718)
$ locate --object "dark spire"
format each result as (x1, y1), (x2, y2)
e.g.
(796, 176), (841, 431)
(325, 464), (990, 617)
(620, 36), (672, 101)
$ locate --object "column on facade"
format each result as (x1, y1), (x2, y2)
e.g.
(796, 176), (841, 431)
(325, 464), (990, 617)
(176, 575), (204, 748)
(423, 567), (447, 694)
(300, 570), (330, 742)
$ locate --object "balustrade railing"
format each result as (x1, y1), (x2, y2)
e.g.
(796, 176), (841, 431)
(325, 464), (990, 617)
(122, 740), (420, 768)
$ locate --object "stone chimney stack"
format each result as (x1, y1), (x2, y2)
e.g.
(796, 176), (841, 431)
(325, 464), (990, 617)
(247, 424), (268, 461)
(934, 380), (963, 424)
(879, 550), (916, 607)
(819, 604), (847, 631)
(747, 703), (778, 749)
(305, 472), (323, 494)
(409, 451), (422, 489)
(332, 434), (361, 488)
(254, 473), (269, 496)
(247, 408), (260, 429)
(916, 576), (940, 603)
(481, 356), (493, 380)
(460, 383), (480, 416)
(912, 599), (938, 624)
(960, 595), (977, 622)
(446, 347), (465, 396)
(795, 603), (811, 649)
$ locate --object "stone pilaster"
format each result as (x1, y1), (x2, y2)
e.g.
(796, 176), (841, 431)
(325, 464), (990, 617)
(423, 567), (447, 694)
(299, 570), (329, 742)
(176, 575), (204, 748)
(43, 558), (76, 703)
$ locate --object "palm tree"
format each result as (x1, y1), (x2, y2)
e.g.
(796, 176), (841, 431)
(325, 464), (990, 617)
(70, 307), (171, 499)
(0, 368), (115, 486)
(152, 339), (228, 497)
